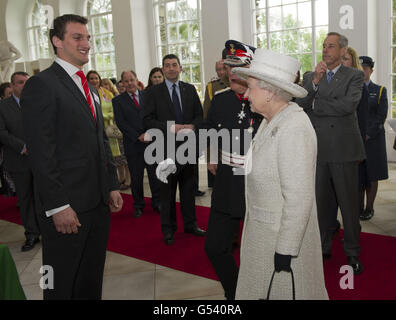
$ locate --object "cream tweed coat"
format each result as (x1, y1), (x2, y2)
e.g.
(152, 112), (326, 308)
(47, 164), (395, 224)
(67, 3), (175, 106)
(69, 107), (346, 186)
(235, 103), (328, 300)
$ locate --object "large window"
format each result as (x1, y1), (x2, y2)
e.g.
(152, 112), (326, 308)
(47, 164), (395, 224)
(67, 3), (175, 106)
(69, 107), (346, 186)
(392, 0), (396, 118)
(153, 0), (204, 97)
(252, 0), (328, 75)
(27, 0), (50, 60)
(86, 0), (116, 78)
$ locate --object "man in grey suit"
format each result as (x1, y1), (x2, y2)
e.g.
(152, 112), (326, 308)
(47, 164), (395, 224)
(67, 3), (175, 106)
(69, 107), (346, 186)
(0, 71), (40, 251)
(296, 32), (365, 274)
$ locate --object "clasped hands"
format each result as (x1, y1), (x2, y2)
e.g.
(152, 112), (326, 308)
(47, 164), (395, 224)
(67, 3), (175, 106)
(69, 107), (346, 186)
(52, 191), (123, 234)
(170, 124), (194, 134)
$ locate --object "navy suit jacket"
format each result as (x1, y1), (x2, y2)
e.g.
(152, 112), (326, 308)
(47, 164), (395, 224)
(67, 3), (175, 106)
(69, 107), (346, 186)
(112, 91), (146, 156)
(0, 96), (29, 172)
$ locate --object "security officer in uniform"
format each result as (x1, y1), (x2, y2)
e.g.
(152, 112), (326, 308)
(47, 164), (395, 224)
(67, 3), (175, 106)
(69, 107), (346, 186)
(359, 56), (389, 220)
(203, 40), (262, 300)
(203, 49), (230, 188)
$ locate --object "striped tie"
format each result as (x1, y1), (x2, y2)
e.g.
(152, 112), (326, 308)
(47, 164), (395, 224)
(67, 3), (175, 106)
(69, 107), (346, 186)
(76, 70), (97, 123)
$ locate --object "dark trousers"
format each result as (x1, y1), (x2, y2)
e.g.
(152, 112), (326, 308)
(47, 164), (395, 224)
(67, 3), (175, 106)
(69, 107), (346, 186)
(316, 161), (361, 257)
(207, 170), (215, 188)
(204, 208), (240, 300)
(38, 202), (110, 300)
(10, 170), (40, 239)
(126, 153), (160, 210)
(160, 163), (196, 235)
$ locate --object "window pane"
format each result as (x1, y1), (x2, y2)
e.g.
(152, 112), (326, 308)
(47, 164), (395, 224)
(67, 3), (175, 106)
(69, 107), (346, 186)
(298, 1), (312, 27)
(315, 0), (328, 25)
(269, 32), (282, 51)
(256, 9), (267, 33)
(168, 24), (178, 42)
(393, 48), (396, 74)
(179, 23), (189, 41)
(268, 6), (282, 32)
(393, 19), (396, 45)
(283, 4), (298, 29)
(181, 65), (191, 82)
(284, 30), (298, 54)
(186, 0), (198, 19)
(257, 33), (267, 49)
(190, 42), (200, 62)
(255, 0), (267, 9)
(181, 44), (190, 61)
(177, 0), (188, 20)
(190, 22), (199, 39)
(316, 26), (327, 51)
(300, 27), (313, 53)
(167, 2), (177, 22)
(268, 0), (282, 6)
(192, 64), (201, 83)
(393, 0), (396, 16)
(300, 53), (313, 74)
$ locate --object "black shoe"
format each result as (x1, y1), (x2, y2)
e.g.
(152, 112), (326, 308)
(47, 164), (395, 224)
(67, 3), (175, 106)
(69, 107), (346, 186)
(152, 206), (161, 214)
(348, 256), (363, 275)
(134, 208), (143, 218)
(360, 208), (374, 221)
(322, 253), (331, 260)
(184, 226), (206, 236)
(163, 233), (174, 245)
(21, 238), (40, 252)
(195, 190), (206, 197)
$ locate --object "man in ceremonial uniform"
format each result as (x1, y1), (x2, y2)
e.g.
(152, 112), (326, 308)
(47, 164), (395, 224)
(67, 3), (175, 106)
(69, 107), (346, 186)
(358, 56), (389, 221)
(203, 40), (262, 300)
(203, 50), (230, 188)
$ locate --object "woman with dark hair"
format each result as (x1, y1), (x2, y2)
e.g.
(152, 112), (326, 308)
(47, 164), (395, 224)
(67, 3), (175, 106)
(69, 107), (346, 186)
(146, 67), (164, 89)
(0, 82), (12, 99)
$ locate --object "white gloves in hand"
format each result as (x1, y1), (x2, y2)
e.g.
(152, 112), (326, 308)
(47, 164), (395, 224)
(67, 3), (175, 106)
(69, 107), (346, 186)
(156, 158), (177, 184)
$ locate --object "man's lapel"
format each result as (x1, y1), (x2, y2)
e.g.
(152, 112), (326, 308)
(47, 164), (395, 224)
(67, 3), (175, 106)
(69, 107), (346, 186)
(179, 81), (187, 117)
(161, 82), (176, 118)
(325, 65), (348, 94)
(51, 63), (96, 128)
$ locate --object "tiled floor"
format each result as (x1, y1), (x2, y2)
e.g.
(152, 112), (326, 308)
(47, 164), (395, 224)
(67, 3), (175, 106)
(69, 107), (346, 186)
(1, 163), (396, 300)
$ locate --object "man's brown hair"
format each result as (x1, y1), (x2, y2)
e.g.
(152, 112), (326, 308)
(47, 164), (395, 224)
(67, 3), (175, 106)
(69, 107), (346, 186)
(49, 14), (88, 54)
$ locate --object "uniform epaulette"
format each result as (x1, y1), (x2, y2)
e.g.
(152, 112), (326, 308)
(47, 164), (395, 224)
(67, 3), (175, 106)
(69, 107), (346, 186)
(214, 87), (231, 96)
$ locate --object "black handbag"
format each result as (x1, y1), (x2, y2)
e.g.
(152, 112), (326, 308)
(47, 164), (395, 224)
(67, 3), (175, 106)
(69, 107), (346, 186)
(261, 269), (296, 300)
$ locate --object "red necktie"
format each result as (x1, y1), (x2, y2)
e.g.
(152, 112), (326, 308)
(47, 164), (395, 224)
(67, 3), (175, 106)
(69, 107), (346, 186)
(132, 92), (140, 109)
(76, 70), (97, 123)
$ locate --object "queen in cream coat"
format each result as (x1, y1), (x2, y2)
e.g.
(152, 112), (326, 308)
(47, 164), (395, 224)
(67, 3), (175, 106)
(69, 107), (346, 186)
(232, 49), (328, 300)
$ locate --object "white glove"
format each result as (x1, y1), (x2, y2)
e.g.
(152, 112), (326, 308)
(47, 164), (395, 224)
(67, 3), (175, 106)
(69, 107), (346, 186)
(156, 158), (177, 184)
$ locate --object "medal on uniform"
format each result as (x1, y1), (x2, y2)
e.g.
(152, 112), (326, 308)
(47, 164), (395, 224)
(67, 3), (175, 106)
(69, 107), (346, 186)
(248, 118), (254, 133)
(238, 109), (246, 120)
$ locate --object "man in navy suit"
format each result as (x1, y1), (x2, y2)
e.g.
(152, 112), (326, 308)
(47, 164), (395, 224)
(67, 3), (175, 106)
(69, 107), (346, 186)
(144, 54), (205, 245)
(20, 14), (123, 299)
(112, 70), (160, 217)
(0, 71), (41, 251)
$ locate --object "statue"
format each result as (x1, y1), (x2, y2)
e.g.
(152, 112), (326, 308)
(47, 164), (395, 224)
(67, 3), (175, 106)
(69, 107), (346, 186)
(0, 40), (22, 83)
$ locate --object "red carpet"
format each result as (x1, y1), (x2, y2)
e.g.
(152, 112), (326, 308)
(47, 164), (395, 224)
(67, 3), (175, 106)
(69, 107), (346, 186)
(1, 193), (396, 300)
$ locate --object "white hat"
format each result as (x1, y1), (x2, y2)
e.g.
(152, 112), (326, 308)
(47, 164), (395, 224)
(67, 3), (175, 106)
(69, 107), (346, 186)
(232, 49), (308, 98)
